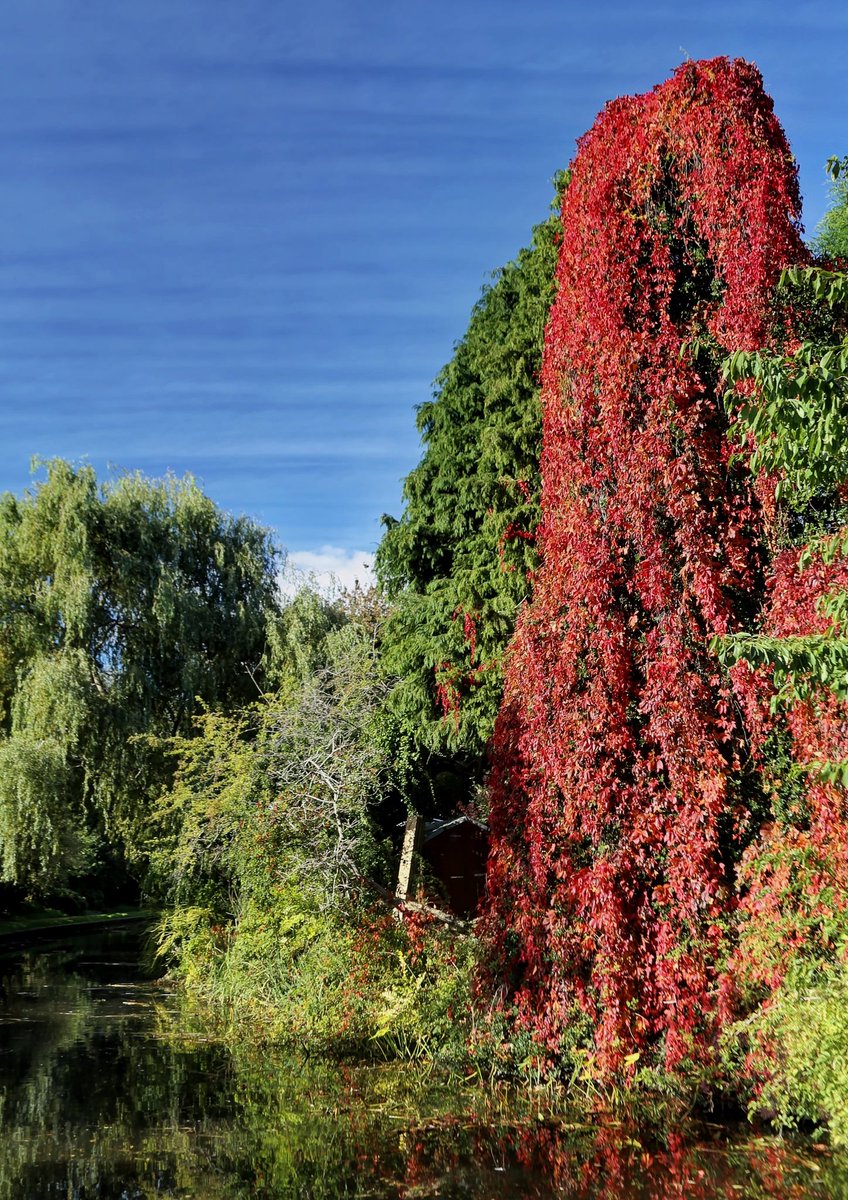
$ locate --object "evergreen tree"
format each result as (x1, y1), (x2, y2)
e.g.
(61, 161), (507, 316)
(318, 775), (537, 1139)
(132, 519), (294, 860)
(376, 181), (562, 783)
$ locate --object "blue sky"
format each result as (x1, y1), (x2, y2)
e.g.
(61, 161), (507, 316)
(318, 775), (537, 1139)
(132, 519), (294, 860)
(0, 1), (846, 587)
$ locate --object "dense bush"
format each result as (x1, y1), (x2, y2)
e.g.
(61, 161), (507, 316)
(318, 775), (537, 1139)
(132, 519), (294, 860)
(152, 586), (478, 1058)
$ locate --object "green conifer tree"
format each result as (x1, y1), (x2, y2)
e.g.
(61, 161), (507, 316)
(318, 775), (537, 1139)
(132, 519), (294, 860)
(376, 181), (563, 790)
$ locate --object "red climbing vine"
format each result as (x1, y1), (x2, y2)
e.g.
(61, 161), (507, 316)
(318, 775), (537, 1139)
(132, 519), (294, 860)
(481, 58), (805, 1073)
(729, 547), (848, 1009)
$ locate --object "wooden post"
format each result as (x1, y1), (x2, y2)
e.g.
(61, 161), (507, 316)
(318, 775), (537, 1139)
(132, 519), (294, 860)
(394, 812), (420, 917)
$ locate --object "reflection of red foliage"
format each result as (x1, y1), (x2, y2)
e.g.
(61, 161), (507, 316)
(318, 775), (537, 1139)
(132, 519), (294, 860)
(512, 1124), (740, 1198)
(481, 59), (805, 1072)
(394, 1117), (814, 1198)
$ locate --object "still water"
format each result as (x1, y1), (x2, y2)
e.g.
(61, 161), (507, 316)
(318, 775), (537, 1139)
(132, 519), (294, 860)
(1, 927), (847, 1199)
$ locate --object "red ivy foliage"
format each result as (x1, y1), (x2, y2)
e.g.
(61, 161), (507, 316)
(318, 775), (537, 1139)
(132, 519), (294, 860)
(481, 58), (805, 1073)
(765, 550), (848, 779)
(730, 548), (848, 1003)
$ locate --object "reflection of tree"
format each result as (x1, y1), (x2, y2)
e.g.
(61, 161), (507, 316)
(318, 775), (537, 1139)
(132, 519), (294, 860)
(0, 948), (91, 1110)
(150, 1028), (848, 1200)
(0, 932), (235, 1199)
(1, 932), (846, 1198)
(398, 1121), (844, 1199)
(0, 947), (92, 1197)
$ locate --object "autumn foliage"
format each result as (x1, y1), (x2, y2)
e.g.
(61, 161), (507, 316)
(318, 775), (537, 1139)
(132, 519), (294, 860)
(730, 547), (848, 1003)
(482, 58), (807, 1072)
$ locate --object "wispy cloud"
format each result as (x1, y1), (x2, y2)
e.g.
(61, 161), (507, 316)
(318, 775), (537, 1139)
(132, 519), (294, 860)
(280, 545), (375, 598)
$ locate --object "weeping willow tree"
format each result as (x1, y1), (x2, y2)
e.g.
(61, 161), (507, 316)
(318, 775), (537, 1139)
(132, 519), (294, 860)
(0, 459), (281, 900)
(816, 156), (848, 261)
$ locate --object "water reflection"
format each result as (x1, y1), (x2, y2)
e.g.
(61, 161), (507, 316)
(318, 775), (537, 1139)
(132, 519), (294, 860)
(0, 929), (845, 1198)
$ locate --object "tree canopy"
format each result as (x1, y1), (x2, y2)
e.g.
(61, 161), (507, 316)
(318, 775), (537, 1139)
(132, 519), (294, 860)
(0, 460), (280, 897)
(816, 156), (848, 261)
(376, 181), (562, 775)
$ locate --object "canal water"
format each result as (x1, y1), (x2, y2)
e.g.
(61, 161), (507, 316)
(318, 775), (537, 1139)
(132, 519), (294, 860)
(1, 927), (847, 1198)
